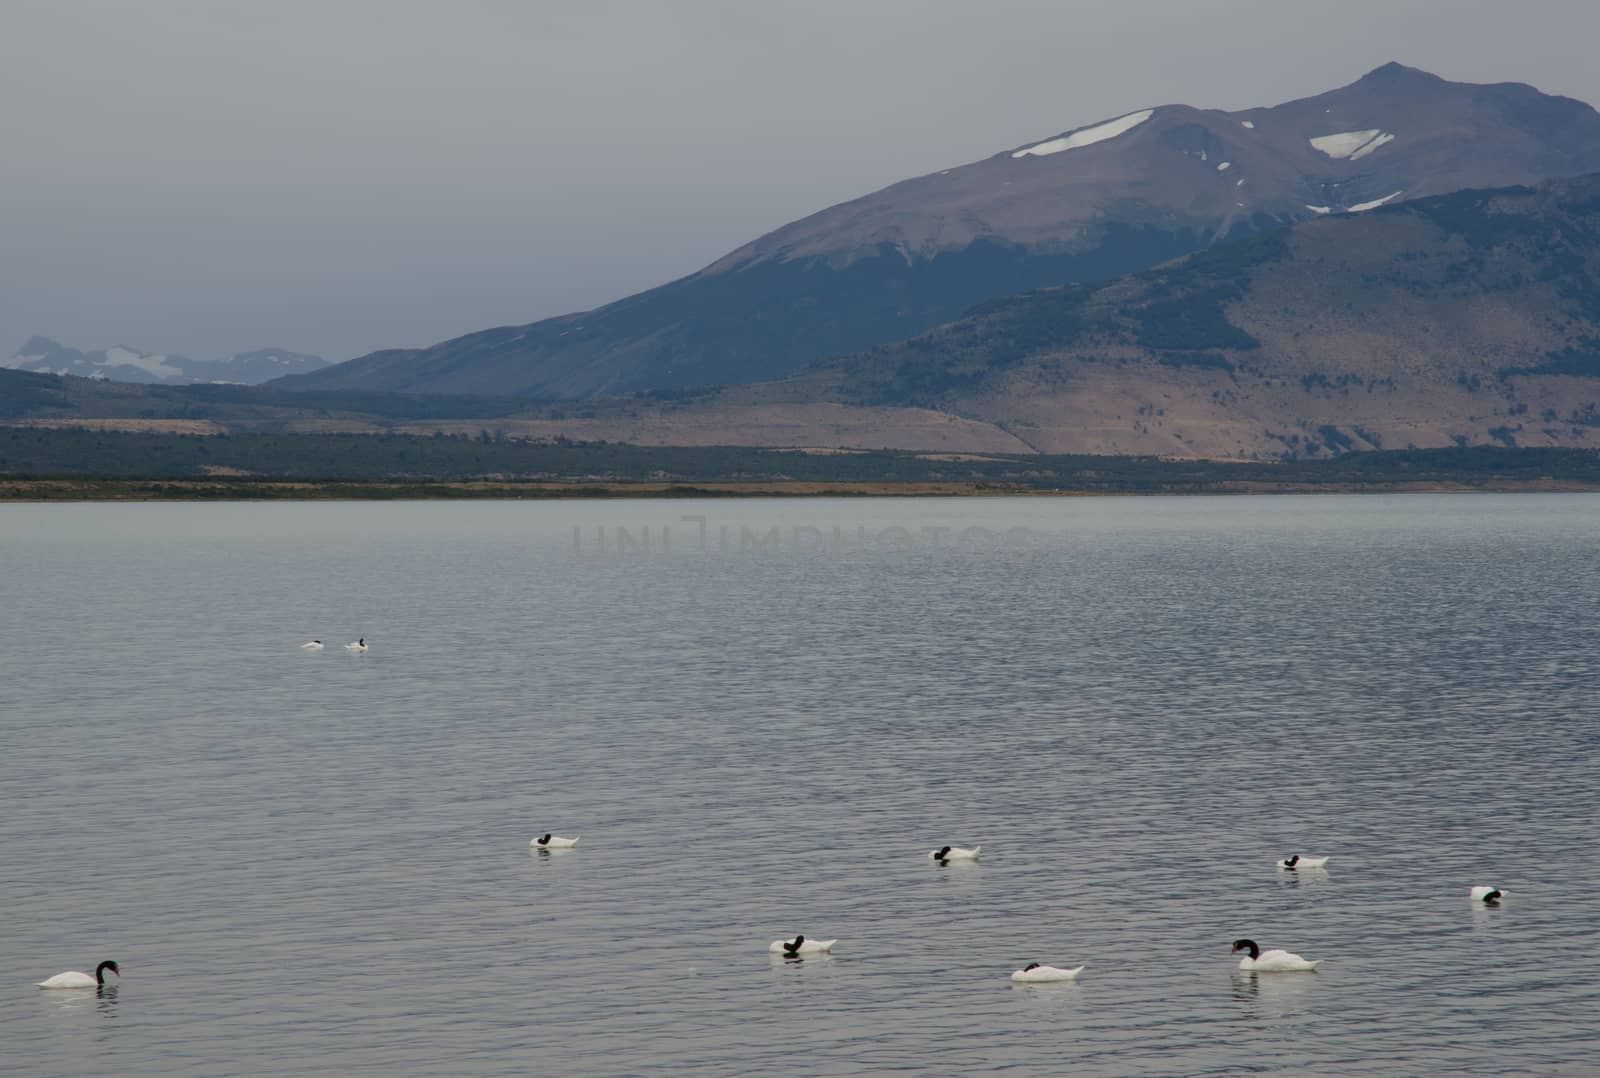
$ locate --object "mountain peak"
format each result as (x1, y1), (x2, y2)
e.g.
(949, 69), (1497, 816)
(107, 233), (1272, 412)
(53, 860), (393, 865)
(19, 335), (64, 355)
(1357, 61), (1445, 85)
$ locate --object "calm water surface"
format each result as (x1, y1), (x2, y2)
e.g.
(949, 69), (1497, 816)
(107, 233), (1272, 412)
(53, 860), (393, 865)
(2, 495), (1598, 1075)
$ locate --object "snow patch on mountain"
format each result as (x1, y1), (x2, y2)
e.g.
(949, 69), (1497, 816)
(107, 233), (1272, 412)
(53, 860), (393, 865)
(1310, 129), (1395, 160)
(1304, 205), (1333, 214)
(103, 345), (184, 380)
(1240, 120), (1255, 129)
(1346, 190), (1404, 212)
(1350, 132), (1395, 160)
(1217, 161), (1231, 171)
(1012, 109), (1155, 158)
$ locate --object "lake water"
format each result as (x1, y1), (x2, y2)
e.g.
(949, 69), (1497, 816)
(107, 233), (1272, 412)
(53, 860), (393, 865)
(2, 495), (1598, 1075)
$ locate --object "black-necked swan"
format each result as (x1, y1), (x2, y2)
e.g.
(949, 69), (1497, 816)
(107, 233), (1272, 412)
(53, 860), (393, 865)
(1278, 855), (1329, 870)
(530, 834), (578, 848)
(301, 640), (324, 650)
(770, 935), (836, 956)
(929, 845), (981, 862)
(1011, 962), (1084, 983)
(1471, 886), (1507, 905)
(344, 638), (368, 652)
(1231, 939), (1322, 972)
(36, 961), (119, 989)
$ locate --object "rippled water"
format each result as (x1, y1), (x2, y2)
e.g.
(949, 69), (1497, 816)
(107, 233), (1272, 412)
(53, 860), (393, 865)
(2, 495), (1598, 1075)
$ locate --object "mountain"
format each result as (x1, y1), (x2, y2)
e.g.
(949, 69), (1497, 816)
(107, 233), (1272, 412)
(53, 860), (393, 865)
(683, 172), (1600, 458)
(8, 337), (327, 385)
(277, 63), (1600, 400)
(13, 174), (1600, 463)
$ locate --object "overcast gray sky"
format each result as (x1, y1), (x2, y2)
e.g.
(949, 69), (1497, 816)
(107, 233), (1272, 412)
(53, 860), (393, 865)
(3, 0), (1597, 365)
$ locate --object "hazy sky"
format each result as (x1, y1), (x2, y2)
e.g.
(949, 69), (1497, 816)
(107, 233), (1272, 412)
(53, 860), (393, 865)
(3, 0), (1597, 365)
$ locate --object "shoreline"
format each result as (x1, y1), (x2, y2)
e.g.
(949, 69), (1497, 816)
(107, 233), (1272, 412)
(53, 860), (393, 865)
(6, 476), (1600, 502)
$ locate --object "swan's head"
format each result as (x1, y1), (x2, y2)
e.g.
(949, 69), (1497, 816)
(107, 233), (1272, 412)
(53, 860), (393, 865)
(95, 961), (120, 980)
(1231, 939), (1260, 959)
(935, 846), (951, 860)
(783, 935), (804, 953)
(359, 638), (365, 646)
(1483, 889), (1502, 904)
(537, 834), (551, 845)
(1283, 855), (1299, 868)
(1022, 962), (1040, 971)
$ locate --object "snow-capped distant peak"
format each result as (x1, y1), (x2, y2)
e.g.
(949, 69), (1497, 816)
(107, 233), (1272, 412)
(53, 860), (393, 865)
(6, 337), (328, 385)
(1310, 129), (1395, 160)
(1347, 190), (1404, 213)
(1012, 109), (1155, 159)
(103, 345), (184, 380)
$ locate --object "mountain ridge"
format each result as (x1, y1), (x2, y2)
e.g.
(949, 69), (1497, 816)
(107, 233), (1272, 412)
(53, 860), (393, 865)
(12, 174), (1600, 463)
(276, 62), (1600, 400)
(9, 336), (328, 386)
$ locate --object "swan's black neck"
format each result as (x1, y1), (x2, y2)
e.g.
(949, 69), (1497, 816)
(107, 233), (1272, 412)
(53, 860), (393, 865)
(783, 935), (804, 954)
(1483, 889), (1502, 904)
(1023, 962), (1040, 971)
(1283, 855), (1299, 868)
(1232, 939), (1260, 959)
(537, 834), (551, 845)
(94, 961), (119, 984)
(935, 846), (951, 860)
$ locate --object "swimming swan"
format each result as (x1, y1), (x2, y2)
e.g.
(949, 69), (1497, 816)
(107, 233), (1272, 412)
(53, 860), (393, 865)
(1470, 886), (1507, 905)
(769, 935), (835, 956)
(1278, 855), (1329, 870)
(1011, 962), (1083, 983)
(301, 640), (324, 650)
(344, 639), (368, 652)
(929, 845), (981, 862)
(1232, 939), (1321, 972)
(36, 961), (119, 989)
(530, 834), (579, 848)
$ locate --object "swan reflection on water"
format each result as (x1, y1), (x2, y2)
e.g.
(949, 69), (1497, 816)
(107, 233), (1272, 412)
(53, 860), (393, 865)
(769, 952), (834, 971)
(37, 984), (119, 1015)
(1010, 976), (1084, 1016)
(1276, 867), (1330, 891)
(530, 845), (577, 861)
(1232, 971), (1317, 1005)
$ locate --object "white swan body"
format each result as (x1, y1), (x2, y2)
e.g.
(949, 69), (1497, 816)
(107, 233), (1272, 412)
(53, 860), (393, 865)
(530, 834), (578, 848)
(929, 845), (981, 861)
(344, 639), (368, 652)
(1471, 885), (1507, 905)
(36, 961), (119, 989)
(1277, 855), (1328, 870)
(770, 936), (835, 955)
(1233, 940), (1320, 971)
(1011, 963), (1083, 983)
(301, 640), (324, 650)
(1238, 950), (1321, 972)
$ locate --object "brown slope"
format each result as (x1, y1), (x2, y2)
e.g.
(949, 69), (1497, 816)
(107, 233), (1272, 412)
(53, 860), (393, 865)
(500, 173), (1600, 459)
